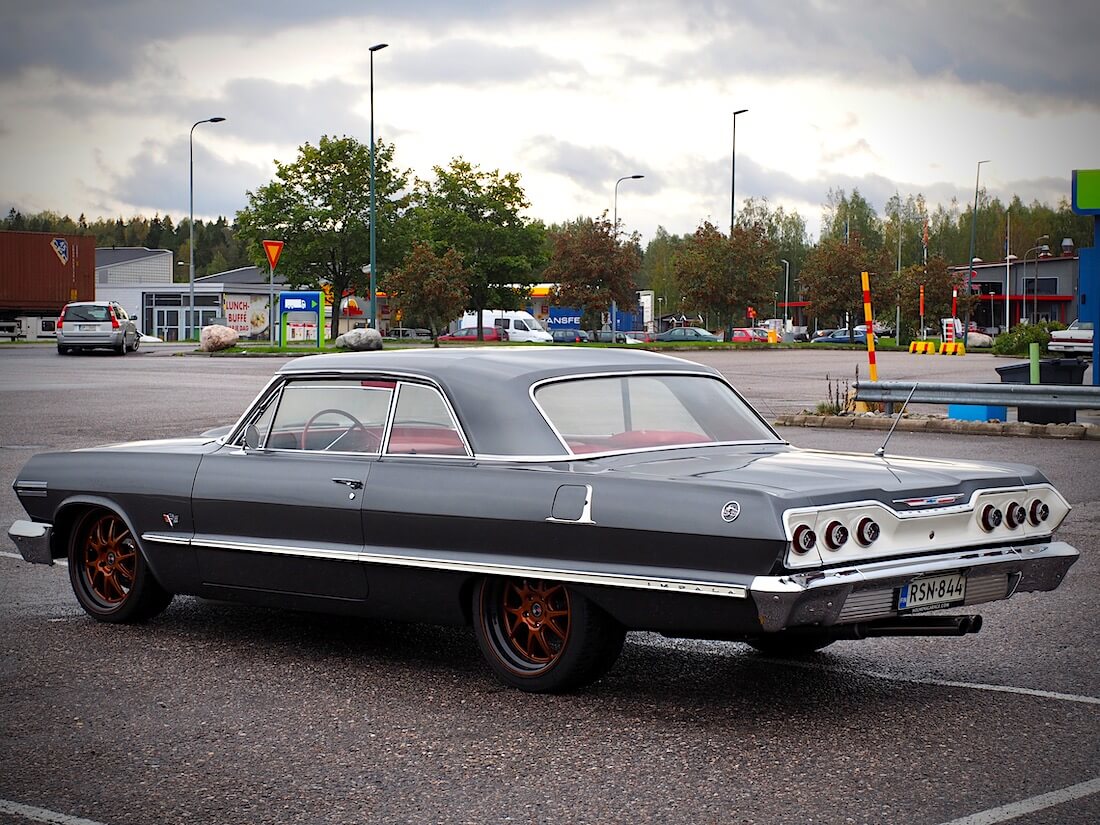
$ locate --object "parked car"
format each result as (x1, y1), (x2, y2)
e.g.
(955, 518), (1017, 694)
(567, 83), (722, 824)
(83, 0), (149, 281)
(8, 349), (1079, 693)
(551, 329), (590, 344)
(461, 310), (552, 343)
(727, 328), (754, 343)
(811, 329), (872, 345)
(438, 327), (508, 343)
(812, 328), (837, 340)
(56, 301), (139, 355)
(653, 326), (720, 343)
(1048, 319), (1094, 355)
(750, 327), (770, 343)
(594, 330), (642, 344)
(385, 327), (432, 340)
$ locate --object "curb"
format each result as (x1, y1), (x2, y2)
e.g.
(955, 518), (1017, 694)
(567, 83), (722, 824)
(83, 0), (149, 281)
(773, 414), (1100, 441)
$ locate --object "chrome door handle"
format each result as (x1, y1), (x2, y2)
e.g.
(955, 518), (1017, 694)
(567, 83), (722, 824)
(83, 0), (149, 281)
(331, 477), (363, 490)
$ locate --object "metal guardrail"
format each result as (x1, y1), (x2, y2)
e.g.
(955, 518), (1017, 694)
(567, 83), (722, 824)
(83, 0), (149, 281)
(854, 381), (1100, 414)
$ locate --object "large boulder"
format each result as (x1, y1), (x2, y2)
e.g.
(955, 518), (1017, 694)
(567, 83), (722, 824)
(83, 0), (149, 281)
(200, 324), (239, 352)
(966, 331), (993, 348)
(335, 328), (384, 351)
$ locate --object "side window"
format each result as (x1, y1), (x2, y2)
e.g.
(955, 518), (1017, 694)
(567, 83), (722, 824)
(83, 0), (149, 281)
(266, 379), (395, 452)
(386, 383), (468, 456)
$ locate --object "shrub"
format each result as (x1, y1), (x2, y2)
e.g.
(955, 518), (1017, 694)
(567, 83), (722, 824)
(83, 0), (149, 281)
(991, 321), (1066, 356)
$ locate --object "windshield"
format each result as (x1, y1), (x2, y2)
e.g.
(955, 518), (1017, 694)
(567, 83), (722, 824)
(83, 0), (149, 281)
(534, 374), (777, 454)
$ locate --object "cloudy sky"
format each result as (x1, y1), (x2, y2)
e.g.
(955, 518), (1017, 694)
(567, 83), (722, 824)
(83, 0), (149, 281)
(1, 1), (1096, 244)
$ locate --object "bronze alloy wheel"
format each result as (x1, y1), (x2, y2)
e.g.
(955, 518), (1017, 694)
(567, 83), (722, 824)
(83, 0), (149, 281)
(473, 577), (625, 693)
(77, 512), (137, 607)
(68, 508), (173, 623)
(494, 579), (571, 672)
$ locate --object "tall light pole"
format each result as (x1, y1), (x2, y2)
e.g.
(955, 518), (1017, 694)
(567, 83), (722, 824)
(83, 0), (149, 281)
(189, 116), (226, 341)
(611, 174), (644, 334)
(780, 258), (790, 332)
(1025, 235), (1050, 324)
(962, 159), (990, 340)
(730, 109), (748, 234)
(368, 42), (388, 331)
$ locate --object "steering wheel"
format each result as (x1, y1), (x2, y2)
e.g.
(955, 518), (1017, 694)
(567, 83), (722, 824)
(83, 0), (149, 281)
(300, 408), (377, 452)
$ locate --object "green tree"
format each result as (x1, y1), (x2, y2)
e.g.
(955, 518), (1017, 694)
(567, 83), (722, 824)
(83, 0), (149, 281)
(235, 135), (411, 338)
(381, 242), (469, 346)
(673, 221), (776, 335)
(736, 197), (811, 313)
(543, 215), (641, 329)
(884, 255), (976, 341)
(639, 226), (682, 319)
(410, 158), (546, 339)
(799, 237), (892, 335)
(821, 188), (883, 250)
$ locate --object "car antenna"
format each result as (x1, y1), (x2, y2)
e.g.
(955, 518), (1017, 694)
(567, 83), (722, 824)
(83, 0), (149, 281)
(874, 383), (918, 458)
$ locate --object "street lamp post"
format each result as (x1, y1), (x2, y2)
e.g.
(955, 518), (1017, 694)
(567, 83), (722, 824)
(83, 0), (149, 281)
(611, 174), (644, 334)
(368, 42), (389, 331)
(1025, 235), (1050, 324)
(189, 116), (226, 341)
(730, 109), (748, 234)
(780, 258), (790, 333)
(963, 159), (990, 340)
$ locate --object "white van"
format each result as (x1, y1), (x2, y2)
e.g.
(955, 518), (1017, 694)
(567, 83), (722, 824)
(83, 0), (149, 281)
(460, 310), (552, 343)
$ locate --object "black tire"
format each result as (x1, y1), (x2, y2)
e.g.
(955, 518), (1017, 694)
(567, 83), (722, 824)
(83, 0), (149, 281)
(746, 633), (835, 656)
(115, 341), (126, 355)
(473, 577), (624, 693)
(57, 345), (69, 355)
(67, 508), (173, 623)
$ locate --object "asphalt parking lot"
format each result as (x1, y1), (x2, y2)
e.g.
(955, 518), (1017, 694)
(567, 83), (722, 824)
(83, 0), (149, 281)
(0, 344), (1097, 825)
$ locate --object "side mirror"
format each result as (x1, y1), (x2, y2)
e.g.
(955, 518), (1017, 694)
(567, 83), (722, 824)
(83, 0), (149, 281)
(243, 424), (260, 450)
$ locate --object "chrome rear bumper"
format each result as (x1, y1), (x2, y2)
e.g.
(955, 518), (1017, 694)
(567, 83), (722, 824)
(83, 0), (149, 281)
(749, 541), (1078, 632)
(7, 520), (54, 565)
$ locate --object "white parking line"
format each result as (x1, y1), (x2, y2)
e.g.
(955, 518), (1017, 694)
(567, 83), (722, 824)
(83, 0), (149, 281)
(935, 776), (1100, 825)
(634, 636), (1100, 706)
(0, 798), (108, 825)
(751, 655), (1100, 706)
(0, 551), (65, 566)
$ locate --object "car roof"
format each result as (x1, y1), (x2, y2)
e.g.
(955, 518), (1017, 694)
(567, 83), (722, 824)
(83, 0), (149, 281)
(278, 348), (720, 456)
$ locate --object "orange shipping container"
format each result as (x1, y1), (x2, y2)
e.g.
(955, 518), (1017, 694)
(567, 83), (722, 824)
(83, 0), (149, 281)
(0, 230), (96, 313)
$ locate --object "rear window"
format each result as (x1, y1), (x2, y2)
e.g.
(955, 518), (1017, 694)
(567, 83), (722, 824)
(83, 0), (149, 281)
(63, 305), (111, 322)
(534, 374), (777, 454)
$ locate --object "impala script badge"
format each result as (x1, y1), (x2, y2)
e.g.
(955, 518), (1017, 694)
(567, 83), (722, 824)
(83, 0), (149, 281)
(721, 501), (741, 522)
(893, 494), (965, 508)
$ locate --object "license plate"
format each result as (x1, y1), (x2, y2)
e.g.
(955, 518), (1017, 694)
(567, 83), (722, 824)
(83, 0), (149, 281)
(79, 324), (97, 331)
(897, 573), (966, 612)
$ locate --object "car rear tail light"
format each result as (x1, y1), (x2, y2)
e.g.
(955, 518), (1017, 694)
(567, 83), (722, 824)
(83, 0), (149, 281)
(855, 517), (880, 546)
(1028, 499), (1050, 526)
(57, 305), (67, 330)
(1004, 502), (1026, 530)
(979, 504), (1003, 532)
(792, 525), (816, 554)
(823, 520), (848, 551)
(109, 306), (120, 329)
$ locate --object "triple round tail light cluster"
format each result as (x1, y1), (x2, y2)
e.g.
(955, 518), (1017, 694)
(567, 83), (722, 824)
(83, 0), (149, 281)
(792, 516), (881, 555)
(980, 499), (1049, 532)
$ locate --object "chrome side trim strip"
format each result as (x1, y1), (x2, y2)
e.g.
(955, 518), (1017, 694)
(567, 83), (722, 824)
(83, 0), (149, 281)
(14, 480), (48, 498)
(140, 532), (748, 599)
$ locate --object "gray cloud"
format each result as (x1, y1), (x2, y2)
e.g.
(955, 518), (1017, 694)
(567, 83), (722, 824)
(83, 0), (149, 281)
(523, 137), (657, 197)
(10, 1), (1096, 110)
(391, 39), (579, 87)
(635, 0), (1100, 109)
(104, 138), (266, 221)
